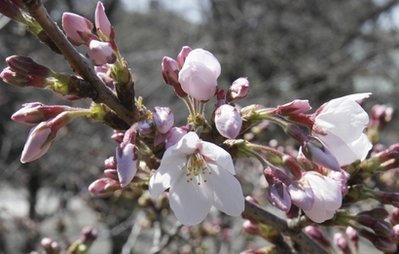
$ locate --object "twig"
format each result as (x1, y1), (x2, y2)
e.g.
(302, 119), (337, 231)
(121, 211), (145, 254)
(242, 200), (329, 254)
(22, 0), (138, 125)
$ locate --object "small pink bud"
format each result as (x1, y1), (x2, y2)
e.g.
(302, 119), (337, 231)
(111, 131), (124, 143)
(178, 48), (221, 101)
(153, 106), (174, 134)
(360, 230), (397, 253)
(95, 1), (112, 40)
(62, 12), (94, 45)
(215, 104), (242, 139)
(21, 123), (53, 163)
(104, 169), (118, 180)
(161, 56), (186, 97)
(80, 226), (98, 245)
(6, 55), (51, 77)
(104, 156), (116, 169)
(334, 232), (350, 254)
(243, 220), (259, 235)
(226, 77), (249, 102)
(165, 126), (189, 148)
(393, 224), (399, 241)
(345, 226), (359, 248)
(176, 46), (192, 68)
(116, 143), (137, 187)
(88, 40), (115, 65)
(20, 113), (70, 163)
(370, 104), (394, 129)
(276, 99), (312, 116)
(11, 102), (70, 125)
(137, 120), (154, 136)
(0, 67), (46, 88)
(304, 226), (331, 247)
(88, 177), (120, 197)
(302, 138), (340, 171)
(268, 181), (291, 211)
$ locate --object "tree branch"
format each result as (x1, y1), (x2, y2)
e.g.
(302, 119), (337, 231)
(22, 0), (138, 125)
(243, 200), (329, 254)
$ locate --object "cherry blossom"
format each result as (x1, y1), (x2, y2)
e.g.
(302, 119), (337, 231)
(313, 93), (372, 166)
(149, 132), (244, 225)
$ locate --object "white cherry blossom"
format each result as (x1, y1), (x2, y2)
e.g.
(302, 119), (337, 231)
(313, 93), (372, 166)
(149, 132), (244, 225)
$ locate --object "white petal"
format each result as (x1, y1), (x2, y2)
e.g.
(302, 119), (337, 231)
(316, 131), (370, 166)
(207, 163), (245, 216)
(200, 141), (236, 175)
(148, 150), (186, 198)
(303, 207), (337, 223)
(306, 172), (342, 210)
(288, 183), (314, 210)
(173, 132), (199, 155)
(169, 177), (212, 225)
(323, 93), (371, 109)
(184, 48), (221, 77)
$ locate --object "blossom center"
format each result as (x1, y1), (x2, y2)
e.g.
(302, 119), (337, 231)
(185, 153), (211, 185)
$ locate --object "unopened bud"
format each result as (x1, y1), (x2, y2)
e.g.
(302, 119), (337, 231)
(357, 215), (394, 238)
(116, 143), (137, 187)
(0, 66), (46, 88)
(215, 104), (242, 139)
(62, 12), (94, 45)
(153, 106), (174, 134)
(304, 226), (331, 247)
(268, 181), (291, 212)
(161, 56), (186, 97)
(80, 226), (97, 246)
(302, 138), (340, 171)
(165, 126), (189, 148)
(88, 40), (115, 65)
(276, 99), (312, 116)
(104, 156), (116, 169)
(243, 220), (259, 235)
(360, 229), (397, 253)
(334, 232), (350, 254)
(111, 131), (124, 143)
(226, 77), (249, 102)
(176, 46), (192, 68)
(345, 226), (359, 248)
(137, 120), (154, 136)
(11, 102), (70, 125)
(88, 177), (120, 197)
(370, 104), (393, 129)
(95, 1), (113, 40)
(6, 55), (51, 77)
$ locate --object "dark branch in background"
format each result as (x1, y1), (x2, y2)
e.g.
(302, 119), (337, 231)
(23, 0), (138, 126)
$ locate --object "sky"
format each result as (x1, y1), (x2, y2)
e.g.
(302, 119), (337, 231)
(121, 0), (209, 23)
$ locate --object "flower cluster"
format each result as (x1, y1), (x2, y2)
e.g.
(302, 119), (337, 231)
(1, 1), (399, 253)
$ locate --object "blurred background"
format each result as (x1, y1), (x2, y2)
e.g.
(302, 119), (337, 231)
(0, 0), (398, 253)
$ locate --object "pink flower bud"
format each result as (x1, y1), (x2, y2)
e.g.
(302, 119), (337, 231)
(370, 104), (394, 129)
(226, 77), (249, 102)
(88, 177), (120, 197)
(276, 99), (312, 116)
(62, 12), (94, 45)
(153, 106), (174, 134)
(268, 181), (291, 211)
(161, 56), (186, 97)
(137, 120), (154, 136)
(11, 102), (70, 125)
(20, 113), (71, 163)
(104, 156), (116, 169)
(345, 226), (359, 247)
(302, 138), (340, 171)
(360, 230), (397, 253)
(111, 130), (124, 143)
(178, 48), (221, 101)
(0, 67), (46, 87)
(164, 126), (189, 148)
(304, 226), (331, 247)
(88, 40), (115, 65)
(334, 232), (350, 254)
(215, 104), (242, 139)
(95, 1), (112, 40)
(243, 220), (259, 235)
(176, 46), (192, 68)
(6, 55), (51, 77)
(116, 143), (137, 187)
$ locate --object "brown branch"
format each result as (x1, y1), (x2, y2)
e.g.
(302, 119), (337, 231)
(22, 0), (139, 125)
(243, 200), (329, 254)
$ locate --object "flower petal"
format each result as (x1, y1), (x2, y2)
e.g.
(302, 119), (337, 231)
(200, 141), (236, 175)
(184, 48), (221, 77)
(148, 149), (186, 198)
(169, 177), (212, 225)
(173, 132), (199, 155)
(206, 163), (245, 216)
